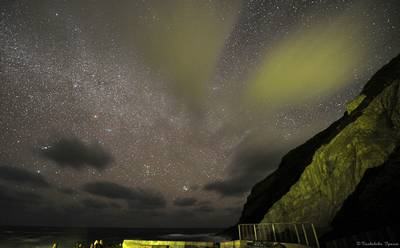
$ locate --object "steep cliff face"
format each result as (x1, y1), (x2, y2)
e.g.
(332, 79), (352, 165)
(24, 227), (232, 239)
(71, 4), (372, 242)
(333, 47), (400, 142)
(237, 54), (400, 235)
(328, 145), (400, 236)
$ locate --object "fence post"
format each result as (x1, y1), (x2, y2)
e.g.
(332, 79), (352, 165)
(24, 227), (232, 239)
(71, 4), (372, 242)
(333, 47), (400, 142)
(302, 224), (309, 246)
(272, 224), (277, 242)
(311, 224), (320, 248)
(253, 225), (258, 241)
(294, 224), (301, 244)
(238, 225), (242, 240)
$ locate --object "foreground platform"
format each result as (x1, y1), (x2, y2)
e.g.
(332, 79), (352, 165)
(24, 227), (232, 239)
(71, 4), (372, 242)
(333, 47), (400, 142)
(122, 240), (311, 248)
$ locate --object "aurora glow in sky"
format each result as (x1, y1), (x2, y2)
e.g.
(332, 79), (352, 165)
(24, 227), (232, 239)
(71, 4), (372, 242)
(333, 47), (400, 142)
(0, 0), (399, 227)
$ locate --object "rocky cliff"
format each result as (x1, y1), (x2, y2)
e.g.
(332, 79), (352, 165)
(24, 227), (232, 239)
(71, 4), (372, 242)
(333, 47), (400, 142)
(235, 54), (400, 238)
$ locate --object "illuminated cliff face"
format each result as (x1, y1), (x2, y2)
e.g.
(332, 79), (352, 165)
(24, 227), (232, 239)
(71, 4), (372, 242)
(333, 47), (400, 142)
(262, 80), (400, 227)
(238, 54), (400, 234)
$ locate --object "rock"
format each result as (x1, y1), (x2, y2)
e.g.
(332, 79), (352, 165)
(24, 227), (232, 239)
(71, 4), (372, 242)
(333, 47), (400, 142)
(234, 53), (400, 238)
(346, 94), (366, 114)
(326, 145), (400, 239)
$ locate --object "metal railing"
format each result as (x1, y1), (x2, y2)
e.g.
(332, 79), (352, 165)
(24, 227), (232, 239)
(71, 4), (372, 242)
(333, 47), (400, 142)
(238, 223), (320, 248)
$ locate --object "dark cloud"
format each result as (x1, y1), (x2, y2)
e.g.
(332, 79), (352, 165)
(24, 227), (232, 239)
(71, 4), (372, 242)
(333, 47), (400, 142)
(82, 182), (131, 199)
(195, 205), (214, 213)
(223, 207), (242, 215)
(109, 202), (122, 209)
(0, 166), (50, 188)
(39, 138), (113, 170)
(126, 198), (166, 210)
(197, 200), (212, 206)
(203, 178), (249, 197)
(81, 198), (114, 210)
(82, 181), (166, 209)
(173, 197), (197, 207)
(0, 185), (43, 209)
(203, 150), (283, 197)
(58, 188), (76, 195)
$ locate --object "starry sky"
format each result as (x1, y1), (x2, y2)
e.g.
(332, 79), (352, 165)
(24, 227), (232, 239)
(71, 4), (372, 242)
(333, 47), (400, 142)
(0, 0), (399, 228)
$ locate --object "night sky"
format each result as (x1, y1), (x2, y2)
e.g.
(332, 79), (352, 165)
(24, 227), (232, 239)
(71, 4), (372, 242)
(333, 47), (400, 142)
(0, 0), (399, 228)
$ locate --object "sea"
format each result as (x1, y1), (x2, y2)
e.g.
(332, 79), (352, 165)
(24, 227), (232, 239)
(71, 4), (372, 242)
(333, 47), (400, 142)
(0, 226), (225, 248)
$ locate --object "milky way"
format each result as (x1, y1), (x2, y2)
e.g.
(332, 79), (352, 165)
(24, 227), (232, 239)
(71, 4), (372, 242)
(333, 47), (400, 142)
(0, 0), (399, 227)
